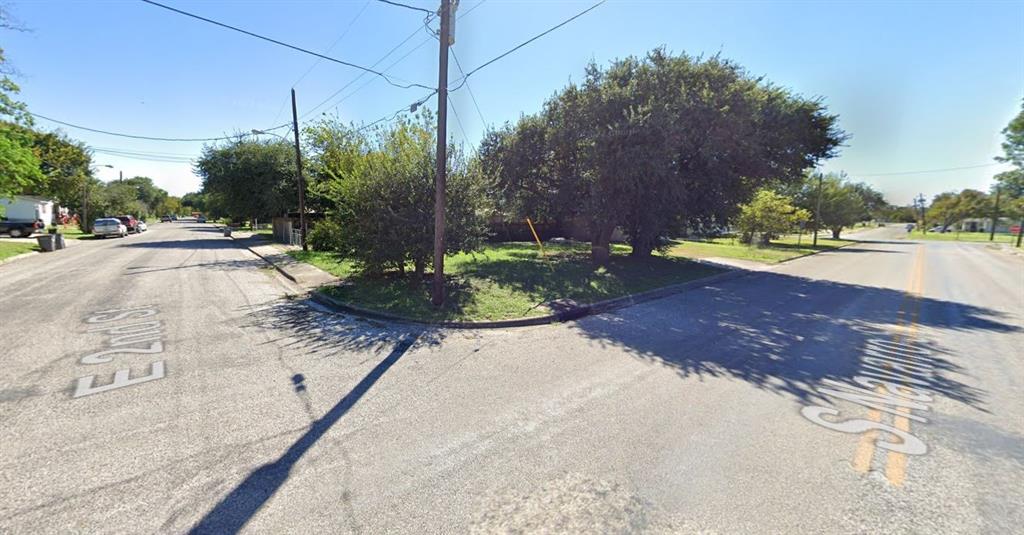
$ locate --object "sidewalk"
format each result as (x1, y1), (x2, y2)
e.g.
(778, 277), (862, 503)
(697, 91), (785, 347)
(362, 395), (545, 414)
(228, 231), (339, 289)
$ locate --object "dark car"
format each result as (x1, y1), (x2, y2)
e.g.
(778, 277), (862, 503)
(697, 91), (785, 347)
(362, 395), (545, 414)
(160, 215), (172, 222)
(115, 215), (139, 233)
(0, 218), (44, 238)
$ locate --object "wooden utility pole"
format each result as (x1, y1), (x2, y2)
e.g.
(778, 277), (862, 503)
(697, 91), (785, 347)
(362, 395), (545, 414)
(812, 173), (823, 247)
(291, 88), (308, 252)
(915, 193), (927, 235)
(431, 0), (452, 306)
(82, 182), (89, 233)
(989, 186), (1001, 242)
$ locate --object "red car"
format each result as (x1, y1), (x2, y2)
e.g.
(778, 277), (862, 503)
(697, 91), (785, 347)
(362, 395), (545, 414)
(115, 215), (139, 233)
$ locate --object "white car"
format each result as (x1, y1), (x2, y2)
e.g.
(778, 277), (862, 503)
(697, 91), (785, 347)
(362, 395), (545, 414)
(93, 218), (128, 238)
(137, 221), (148, 232)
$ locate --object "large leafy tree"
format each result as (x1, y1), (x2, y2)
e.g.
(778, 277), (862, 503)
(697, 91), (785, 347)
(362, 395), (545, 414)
(998, 100), (1023, 168)
(0, 45), (42, 201)
(195, 138), (298, 224)
(483, 49), (846, 262)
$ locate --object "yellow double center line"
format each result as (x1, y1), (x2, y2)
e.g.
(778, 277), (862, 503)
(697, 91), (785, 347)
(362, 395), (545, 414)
(852, 244), (925, 485)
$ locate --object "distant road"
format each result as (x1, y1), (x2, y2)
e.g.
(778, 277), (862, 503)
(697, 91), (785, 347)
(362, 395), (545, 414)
(1, 221), (1021, 533)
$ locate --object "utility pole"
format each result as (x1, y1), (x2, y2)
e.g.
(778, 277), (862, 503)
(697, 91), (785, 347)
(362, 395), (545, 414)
(291, 88), (308, 252)
(812, 172), (823, 247)
(989, 185), (1001, 242)
(1017, 217), (1024, 248)
(119, 170), (123, 183)
(82, 182), (89, 233)
(915, 193), (927, 235)
(432, 0), (453, 306)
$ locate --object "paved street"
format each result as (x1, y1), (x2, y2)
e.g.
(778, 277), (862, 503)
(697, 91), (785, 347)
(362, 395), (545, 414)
(1, 223), (1022, 533)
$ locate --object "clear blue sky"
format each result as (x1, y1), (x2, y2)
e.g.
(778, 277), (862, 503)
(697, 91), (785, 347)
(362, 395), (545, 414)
(4, 0), (1022, 203)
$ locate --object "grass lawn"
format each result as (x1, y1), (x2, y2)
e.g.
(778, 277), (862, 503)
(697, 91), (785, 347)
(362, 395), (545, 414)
(55, 225), (93, 239)
(291, 242), (722, 322)
(0, 242), (39, 261)
(666, 236), (855, 264)
(901, 230), (1018, 243)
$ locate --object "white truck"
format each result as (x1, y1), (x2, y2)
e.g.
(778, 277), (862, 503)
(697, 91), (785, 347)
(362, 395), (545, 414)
(0, 195), (54, 237)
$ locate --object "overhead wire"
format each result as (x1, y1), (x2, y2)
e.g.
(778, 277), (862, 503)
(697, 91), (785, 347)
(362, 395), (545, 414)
(309, 0), (487, 121)
(269, 0), (372, 125)
(375, 0), (434, 16)
(139, 0), (433, 91)
(851, 163), (1002, 177)
(31, 112), (290, 142)
(449, 48), (487, 128)
(449, 0), (605, 93)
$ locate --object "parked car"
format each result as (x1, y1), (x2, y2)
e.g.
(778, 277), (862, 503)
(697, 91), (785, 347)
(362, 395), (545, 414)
(93, 218), (127, 238)
(196, 215), (207, 223)
(171, 215), (178, 221)
(928, 225), (948, 233)
(160, 215), (172, 222)
(115, 215), (139, 233)
(137, 220), (148, 232)
(0, 218), (44, 238)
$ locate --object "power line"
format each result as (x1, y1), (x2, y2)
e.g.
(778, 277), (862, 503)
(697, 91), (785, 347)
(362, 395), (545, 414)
(139, 0), (433, 91)
(449, 0), (605, 92)
(376, 0), (434, 16)
(447, 94), (468, 144)
(270, 0), (372, 125)
(450, 48), (487, 128)
(292, 0), (371, 89)
(301, 18), (429, 120)
(31, 112), (290, 142)
(310, 0), (487, 120)
(852, 163), (1002, 177)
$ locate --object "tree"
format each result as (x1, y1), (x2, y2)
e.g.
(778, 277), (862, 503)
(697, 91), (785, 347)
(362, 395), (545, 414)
(306, 114), (489, 278)
(795, 173), (865, 239)
(195, 138), (297, 224)
(998, 100), (1024, 168)
(484, 49), (846, 262)
(735, 189), (810, 245)
(927, 192), (968, 231)
(0, 123), (41, 201)
(0, 42), (42, 200)
(121, 176), (167, 218)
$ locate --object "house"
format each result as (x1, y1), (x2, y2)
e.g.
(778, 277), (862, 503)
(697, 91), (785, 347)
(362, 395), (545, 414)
(0, 195), (55, 224)
(958, 217), (1013, 234)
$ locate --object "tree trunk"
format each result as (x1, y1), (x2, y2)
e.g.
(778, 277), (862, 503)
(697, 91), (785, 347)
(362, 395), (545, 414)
(409, 258), (425, 288)
(590, 221), (616, 264)
(831, 227), (842, 239)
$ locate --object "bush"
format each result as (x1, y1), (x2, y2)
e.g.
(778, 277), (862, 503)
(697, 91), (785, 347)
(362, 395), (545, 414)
(307, 114), (489, 278)
(308, 218), (344, 252)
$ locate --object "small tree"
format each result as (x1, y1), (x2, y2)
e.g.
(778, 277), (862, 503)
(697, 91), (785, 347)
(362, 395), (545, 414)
(310, 114), (489, 279)
(735, 190), (810, 245)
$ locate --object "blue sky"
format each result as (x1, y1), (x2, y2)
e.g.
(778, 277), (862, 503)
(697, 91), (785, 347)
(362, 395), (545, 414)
(3, 0), (1022, 203)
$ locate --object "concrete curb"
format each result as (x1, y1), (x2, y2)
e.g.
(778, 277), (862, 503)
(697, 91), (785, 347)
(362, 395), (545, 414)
(310, 266), (750, 330)
(0, 250), (40, 266)
(772, 238), (861, 265)
(221, 228), (301, 283)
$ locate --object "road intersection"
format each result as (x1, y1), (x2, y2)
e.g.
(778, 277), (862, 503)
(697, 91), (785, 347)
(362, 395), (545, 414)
(1, 223), (1021, 533)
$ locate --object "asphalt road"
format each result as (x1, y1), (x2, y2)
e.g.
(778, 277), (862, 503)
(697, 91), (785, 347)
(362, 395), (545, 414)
(1, 223), (1021, 533)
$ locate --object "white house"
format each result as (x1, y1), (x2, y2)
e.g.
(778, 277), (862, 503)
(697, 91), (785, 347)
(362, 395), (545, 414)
(0, 195), (55, 224)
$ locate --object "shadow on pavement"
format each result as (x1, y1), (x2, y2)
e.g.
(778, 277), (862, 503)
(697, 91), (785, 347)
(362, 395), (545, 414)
(572, 270), (1018, 411)
(189, 333), (418, 534)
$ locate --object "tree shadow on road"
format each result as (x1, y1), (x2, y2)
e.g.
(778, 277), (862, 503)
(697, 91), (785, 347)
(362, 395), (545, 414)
(571, 271), (1019, 411)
